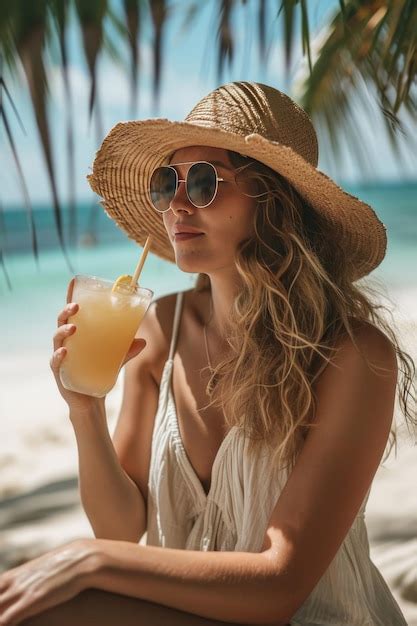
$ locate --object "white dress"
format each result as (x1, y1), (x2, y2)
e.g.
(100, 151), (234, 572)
(146, 291), (407, 625)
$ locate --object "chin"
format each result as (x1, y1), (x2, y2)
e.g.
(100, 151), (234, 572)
(173, 249), (212, 273)
(175, 258), (207, 274)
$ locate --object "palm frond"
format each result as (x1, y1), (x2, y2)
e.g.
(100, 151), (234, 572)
(179, 0), (200, 34)
(0, 72), (26, 135)
(49, 0), (77, 248)
(149, 0), (168, 107)
(277, 1), (297, 78)
(103, 5), (130, 66)
(1, 99), (39, 265)
(0, 1), (19, 72)
(0, 201), (12, 291)
(217, 0), (235, 80)
(300, 0), (313, 75)
(257, 0), (266, 63)
(15, 0), (73, 272)
(123, 0), (141, 118)
(297, 0), (417, 171)
(74, 0), (106, 126)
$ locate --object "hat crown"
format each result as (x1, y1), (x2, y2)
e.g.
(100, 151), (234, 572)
(185, 81), (319, 167)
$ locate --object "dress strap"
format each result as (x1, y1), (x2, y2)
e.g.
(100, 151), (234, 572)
(168, 291), (185, 361)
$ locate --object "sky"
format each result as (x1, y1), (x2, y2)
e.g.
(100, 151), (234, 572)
(1, 0), (416, 209)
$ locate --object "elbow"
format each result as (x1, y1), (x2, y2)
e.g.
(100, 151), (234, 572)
(88, 516), (145, 543)
(252, 602), (294, 626)
(261, 597), (296, 626)
(92, 528), (142, 543)
(259, 592), (292, 624)
(260, 554), (299, 625)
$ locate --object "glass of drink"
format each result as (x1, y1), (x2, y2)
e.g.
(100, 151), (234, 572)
(59, 274), (153, 397)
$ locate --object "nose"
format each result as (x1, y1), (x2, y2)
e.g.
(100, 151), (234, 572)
(169, 179), (195, 215)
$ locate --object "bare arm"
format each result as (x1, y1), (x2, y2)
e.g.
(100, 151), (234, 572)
(72, 300), (162, 543)
(70, 405), (147, 543)
(50, 275), (162, 544)
(87, 540), (288, 625)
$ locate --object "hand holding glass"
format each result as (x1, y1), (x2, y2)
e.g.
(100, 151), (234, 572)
(59, 275), (153, 397)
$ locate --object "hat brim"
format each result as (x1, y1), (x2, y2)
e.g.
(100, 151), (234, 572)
(87, 118), (387, 281)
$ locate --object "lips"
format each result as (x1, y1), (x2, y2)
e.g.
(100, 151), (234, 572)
(172, 226), (204, 235)
(174, 232), (204, 241)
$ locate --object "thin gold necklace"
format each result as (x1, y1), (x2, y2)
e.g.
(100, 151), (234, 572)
(203, 294), (214, 372)
(203, 295), (220, 398)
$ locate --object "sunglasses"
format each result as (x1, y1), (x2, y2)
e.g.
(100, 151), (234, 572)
(149, 160), (251, 213)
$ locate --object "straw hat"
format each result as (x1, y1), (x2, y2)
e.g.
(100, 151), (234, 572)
(87, 81), (387, 281)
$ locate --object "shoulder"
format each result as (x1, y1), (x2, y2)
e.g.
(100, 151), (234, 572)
(311, 318), (398, 433)
(151, 288), (195, 338)
(332, 318), (397, 379)
(143, 289), (195, 382)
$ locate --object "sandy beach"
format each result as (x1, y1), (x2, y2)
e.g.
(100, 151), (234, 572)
(1, 284), (416, 623)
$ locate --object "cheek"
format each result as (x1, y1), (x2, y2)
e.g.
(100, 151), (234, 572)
(162, 215), (173, 237)
(233, 202), (257, 237)
(218, 211), (255, 247)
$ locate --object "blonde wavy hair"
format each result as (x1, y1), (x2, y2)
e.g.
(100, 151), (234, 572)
(195, 149), (417, 473)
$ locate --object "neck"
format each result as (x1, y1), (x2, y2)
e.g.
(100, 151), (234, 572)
(203, 275), (240, 340)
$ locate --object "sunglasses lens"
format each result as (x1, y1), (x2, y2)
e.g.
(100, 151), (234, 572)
(150, 167), (176, 212)
(187, 162), (217, 207)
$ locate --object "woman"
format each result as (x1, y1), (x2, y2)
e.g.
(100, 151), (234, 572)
(1, 82), (415, 625)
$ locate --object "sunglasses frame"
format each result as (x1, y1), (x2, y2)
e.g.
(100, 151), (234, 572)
(149, 160), (226, 213)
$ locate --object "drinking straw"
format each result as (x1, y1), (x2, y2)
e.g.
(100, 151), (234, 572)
(130, 235), (153, 289)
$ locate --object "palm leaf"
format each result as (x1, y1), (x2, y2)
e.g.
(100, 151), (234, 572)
(0, 0), (19, 71)
(14, 0), (73, 272)
(217, 0), (234, 80)
(297, 0), (416, 169)
(277, 1), (297, 78)
(300, 0), (313, 75)
(197, 3), (219, 82)
(258, 0), (267, 63)
(0, 53), (39, 288)
(149, 0), (168, 107)
(179, 0), (200, 33)
(49, 0), (77, 248)
(0, 96), (39, 266)
(74, 0), (106, 126)
(123, 0), (141, 118)
(0, 201), (12, 291)
(103, 5), (131, 65)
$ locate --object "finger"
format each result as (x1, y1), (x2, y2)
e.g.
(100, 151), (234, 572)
(53, 324), (76, 351)
(66, 277), (75, 304)
(0, 584), (17, 605)
(57, 303), (78, 327)
(0, 573), (10, 593)
(0, 594), (29, 626)
(50, 347), (67, 373)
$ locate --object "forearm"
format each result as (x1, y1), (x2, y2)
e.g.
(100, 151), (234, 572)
(87, 540), (289, 625)
(70, 408), (146, 543)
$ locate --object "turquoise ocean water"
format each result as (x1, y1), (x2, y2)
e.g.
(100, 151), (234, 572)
(1, 180), (416, 354)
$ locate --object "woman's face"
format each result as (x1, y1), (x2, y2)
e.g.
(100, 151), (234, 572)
(161, 145), (257, 275)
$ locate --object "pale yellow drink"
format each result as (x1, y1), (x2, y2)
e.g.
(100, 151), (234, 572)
(59, 274), (153, 397)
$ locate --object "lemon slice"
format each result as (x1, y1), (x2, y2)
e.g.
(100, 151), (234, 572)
(112, 274), (136, 293)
